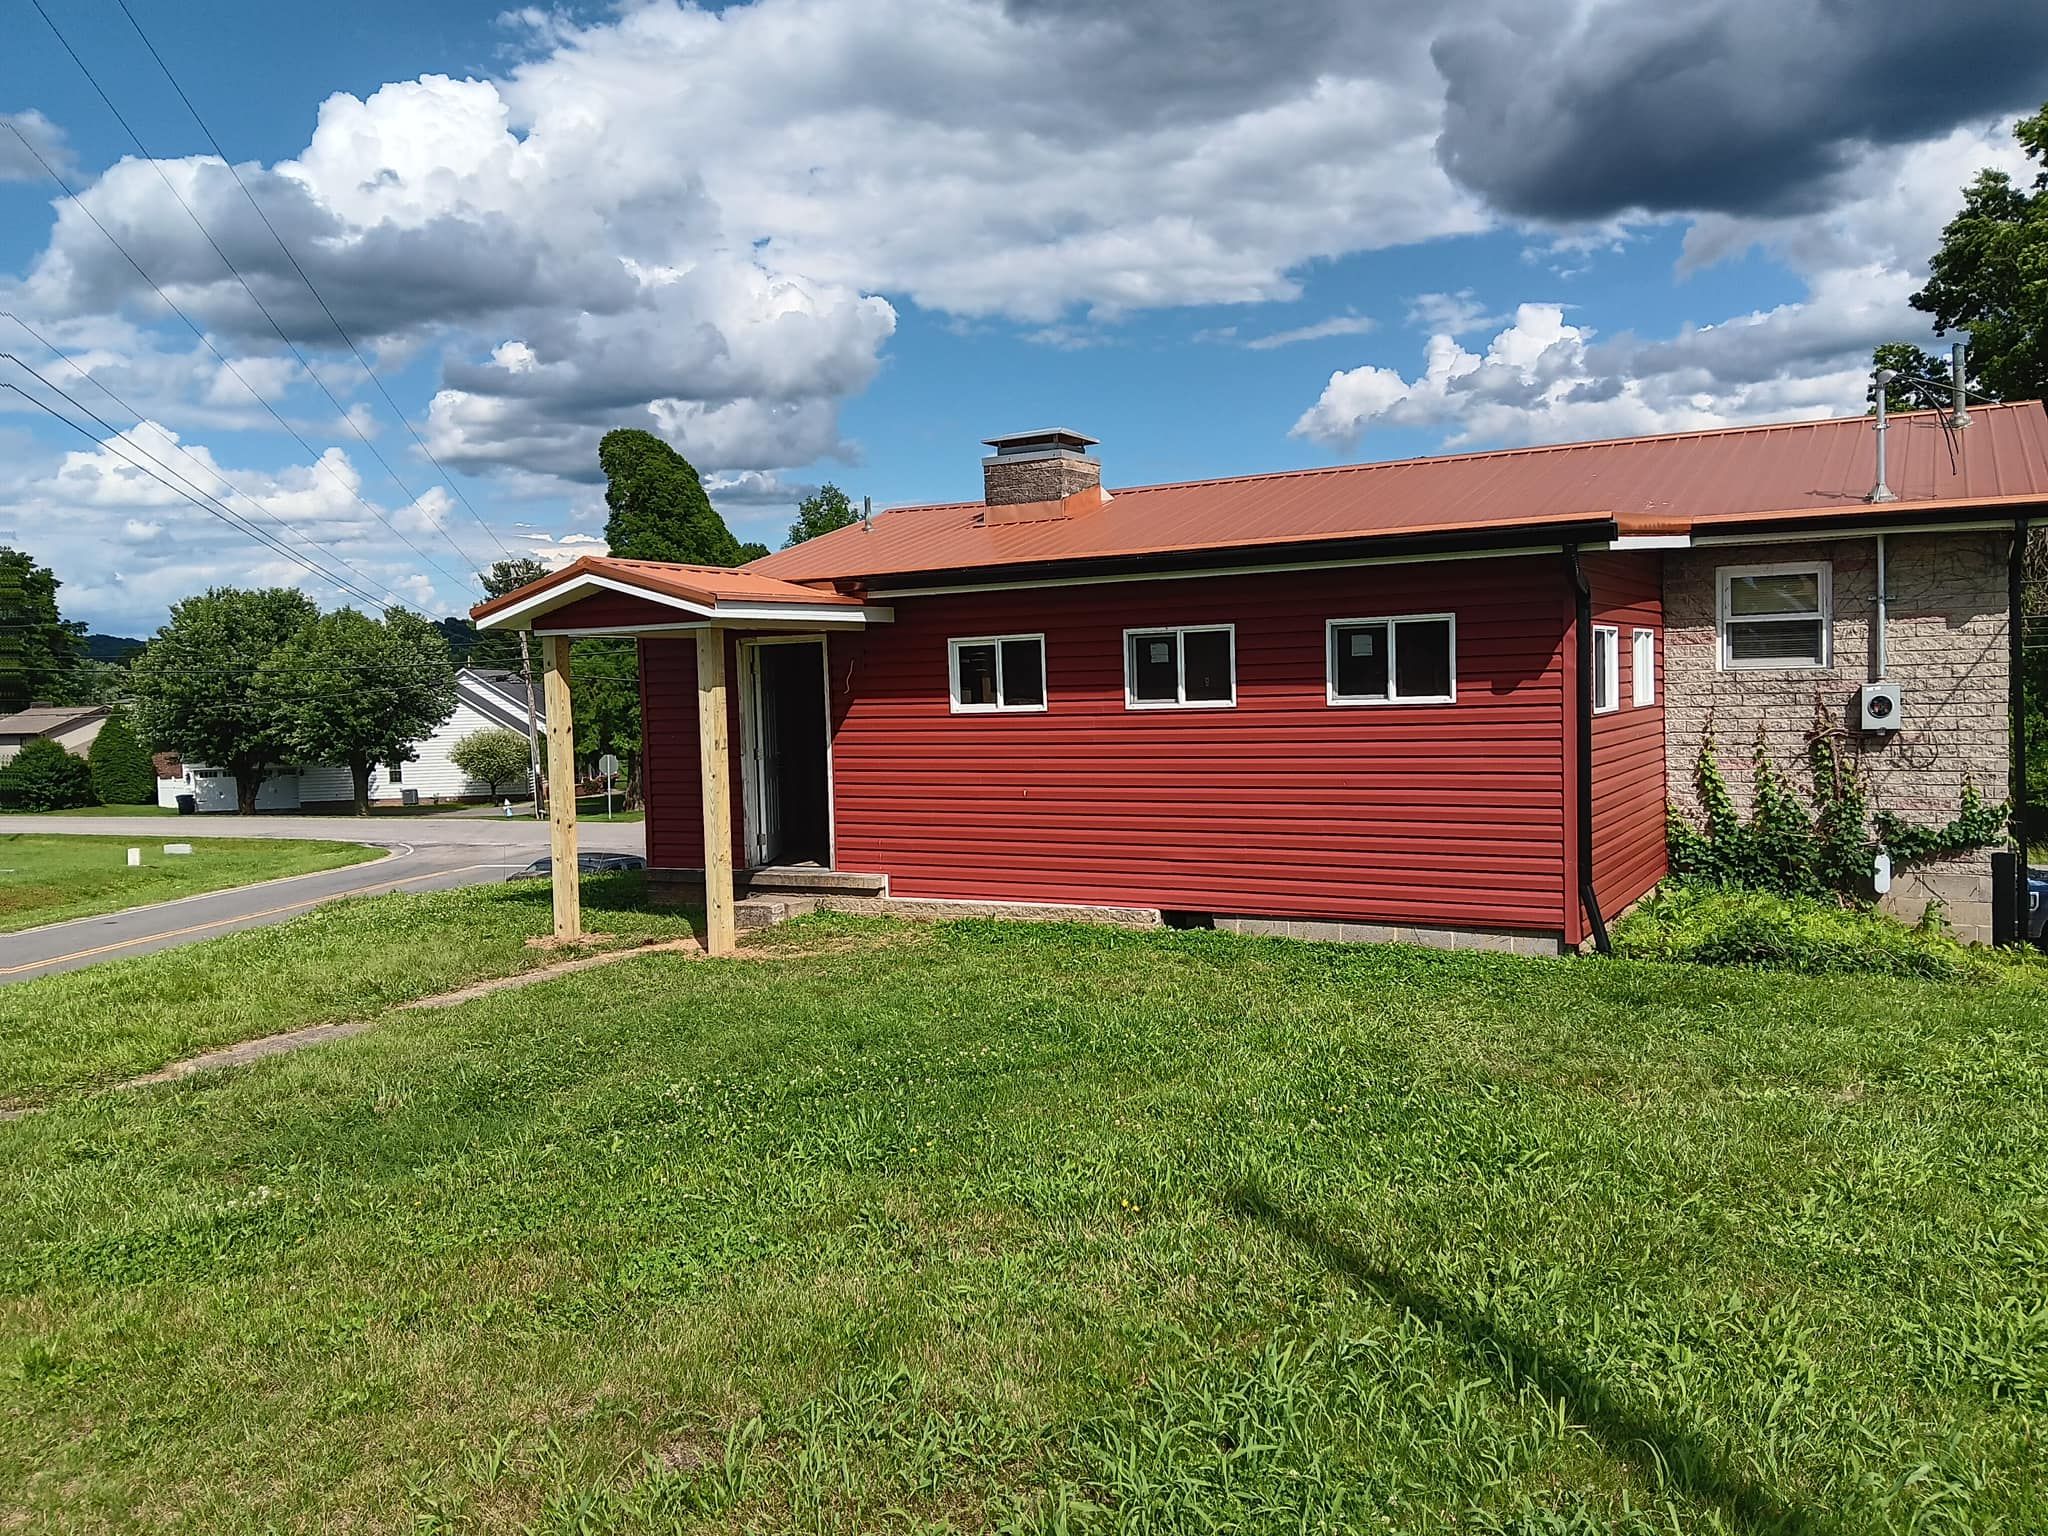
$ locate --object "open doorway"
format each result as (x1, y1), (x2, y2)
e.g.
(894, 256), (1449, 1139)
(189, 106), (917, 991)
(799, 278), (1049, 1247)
(741, 637), (831, 868)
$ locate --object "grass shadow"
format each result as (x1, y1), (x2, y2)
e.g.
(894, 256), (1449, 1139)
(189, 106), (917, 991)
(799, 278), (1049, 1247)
(1227, 1182), (1824, 1536)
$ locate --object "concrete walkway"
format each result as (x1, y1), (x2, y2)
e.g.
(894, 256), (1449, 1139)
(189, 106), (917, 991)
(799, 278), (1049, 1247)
(0, 814), (648, 984)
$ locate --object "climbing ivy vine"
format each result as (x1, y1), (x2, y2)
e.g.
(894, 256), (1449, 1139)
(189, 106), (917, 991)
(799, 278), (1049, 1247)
(1667, 708), (2008, 899)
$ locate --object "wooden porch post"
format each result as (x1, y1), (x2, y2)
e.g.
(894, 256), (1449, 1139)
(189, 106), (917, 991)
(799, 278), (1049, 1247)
(541, 632), (581, 943)
(695, 627), (736, 955)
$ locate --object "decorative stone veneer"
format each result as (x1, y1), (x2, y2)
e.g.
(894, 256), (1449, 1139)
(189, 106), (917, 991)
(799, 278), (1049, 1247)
(981, 452), (1101, 506)
(1663, 531), (2012, 940)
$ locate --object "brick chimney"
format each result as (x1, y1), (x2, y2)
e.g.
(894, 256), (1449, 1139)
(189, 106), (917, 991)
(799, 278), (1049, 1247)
(982, 428), (1101, 507)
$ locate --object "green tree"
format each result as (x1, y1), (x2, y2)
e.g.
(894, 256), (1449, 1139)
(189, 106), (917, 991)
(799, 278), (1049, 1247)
(784, 483), (859, 548)
(571, 639), (642, 800)
(261, 608), (458, 816)
(1910, 102), (2048, 837)
(449, 727), (533, 800)
(463, 557), (551, 671)
(1866, 342), (1955, 413)
(87, 705), (156, 806)
(591, 433), (758, 784)
(0, 737), (95, 810)
(1911, 103), (2048, 403)
(598, 429), (748, 565)
(0, 548), (86, 712)
(129, 587), (317, 814)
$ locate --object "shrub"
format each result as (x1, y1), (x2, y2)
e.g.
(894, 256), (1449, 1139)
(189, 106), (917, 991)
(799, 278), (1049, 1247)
(449, 727), (533, 798)
(0, 737), (96, 811)
(87, 706), (156, 805)
(1610, 884), (2010, 981)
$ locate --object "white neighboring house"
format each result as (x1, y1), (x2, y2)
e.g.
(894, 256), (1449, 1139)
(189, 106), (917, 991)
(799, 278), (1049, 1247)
(159, 668), (544, 811)
(0, 704), (110, 766)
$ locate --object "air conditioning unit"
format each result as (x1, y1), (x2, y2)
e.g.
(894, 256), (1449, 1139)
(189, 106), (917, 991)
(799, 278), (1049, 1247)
(1858, 680), (1902, 732)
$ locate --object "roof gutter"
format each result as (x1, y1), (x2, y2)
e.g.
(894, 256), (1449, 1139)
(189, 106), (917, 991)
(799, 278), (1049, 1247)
(1566, 545), (1611, 956)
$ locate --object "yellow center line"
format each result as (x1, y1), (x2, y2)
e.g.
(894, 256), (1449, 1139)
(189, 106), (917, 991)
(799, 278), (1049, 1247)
(0, 862), (505, 978)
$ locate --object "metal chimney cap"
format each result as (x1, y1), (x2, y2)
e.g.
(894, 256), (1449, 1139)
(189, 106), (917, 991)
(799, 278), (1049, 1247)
(982, 428), (1100, 457)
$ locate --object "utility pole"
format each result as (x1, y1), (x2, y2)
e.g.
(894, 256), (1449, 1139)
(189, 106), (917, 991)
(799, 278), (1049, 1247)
(517, 628), (544, 818)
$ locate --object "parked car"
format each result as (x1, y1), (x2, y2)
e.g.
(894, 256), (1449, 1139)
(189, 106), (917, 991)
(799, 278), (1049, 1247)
(506, 852), (647, 881)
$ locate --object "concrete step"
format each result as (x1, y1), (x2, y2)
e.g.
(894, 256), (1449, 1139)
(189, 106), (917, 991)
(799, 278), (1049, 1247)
(743, 866), (887, 896)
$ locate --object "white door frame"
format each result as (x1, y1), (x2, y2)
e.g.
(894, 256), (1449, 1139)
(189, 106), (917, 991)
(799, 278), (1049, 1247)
(736, 634), (835, 869)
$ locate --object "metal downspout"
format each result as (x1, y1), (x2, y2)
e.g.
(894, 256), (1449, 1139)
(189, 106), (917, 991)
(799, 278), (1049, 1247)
(1567, 546), (1612, 955)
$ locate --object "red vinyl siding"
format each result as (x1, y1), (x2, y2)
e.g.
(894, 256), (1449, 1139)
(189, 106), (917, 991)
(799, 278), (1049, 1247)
(1586, 552), (1667, 919)
(638, 635), (745, 870)
(821, 558), (1573, 932)
(536, 590), (690, 631)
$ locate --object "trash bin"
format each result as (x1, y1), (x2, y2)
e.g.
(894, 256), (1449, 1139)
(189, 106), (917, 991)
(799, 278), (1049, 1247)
(175, 794), (197, 815)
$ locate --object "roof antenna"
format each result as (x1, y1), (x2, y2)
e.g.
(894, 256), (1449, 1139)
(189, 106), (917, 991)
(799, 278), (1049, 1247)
(862, 494), (873, 534)
(1948, 340), (1971, 429)
(1867, 367), (1898, 504)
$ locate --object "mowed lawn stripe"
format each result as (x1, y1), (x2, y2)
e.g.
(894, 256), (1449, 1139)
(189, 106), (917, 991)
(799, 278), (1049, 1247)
(0, 874), (700, 1106)
(2, 914), (2044, 1532)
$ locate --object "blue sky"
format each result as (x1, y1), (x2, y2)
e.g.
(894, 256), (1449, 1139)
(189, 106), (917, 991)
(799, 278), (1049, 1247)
(1, 0), (2041, 633)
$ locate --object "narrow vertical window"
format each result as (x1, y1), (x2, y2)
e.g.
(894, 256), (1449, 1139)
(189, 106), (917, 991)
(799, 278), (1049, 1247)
(1632, 627), (1655, 707)
(949, 635), (1047, 712)
(1591, 625), (1619, 715)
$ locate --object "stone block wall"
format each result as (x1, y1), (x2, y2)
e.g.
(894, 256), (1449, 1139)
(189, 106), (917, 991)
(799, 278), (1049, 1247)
(981, 453), (1101, 506)
(1663, 531), (2012, 939)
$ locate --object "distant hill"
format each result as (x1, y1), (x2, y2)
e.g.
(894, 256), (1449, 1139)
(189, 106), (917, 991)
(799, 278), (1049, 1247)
(85, 634), (145, 664)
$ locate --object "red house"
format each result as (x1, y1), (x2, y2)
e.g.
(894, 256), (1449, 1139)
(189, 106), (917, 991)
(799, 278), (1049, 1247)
(474, 407), (2046, 954)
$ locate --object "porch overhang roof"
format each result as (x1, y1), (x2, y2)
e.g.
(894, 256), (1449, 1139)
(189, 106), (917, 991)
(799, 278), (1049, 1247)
(471, 556), (890, 633)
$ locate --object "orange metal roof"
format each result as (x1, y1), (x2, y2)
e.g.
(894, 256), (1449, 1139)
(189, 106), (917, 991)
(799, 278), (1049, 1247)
(470, 555), (864, 624)
(747, 403), (2048, 586)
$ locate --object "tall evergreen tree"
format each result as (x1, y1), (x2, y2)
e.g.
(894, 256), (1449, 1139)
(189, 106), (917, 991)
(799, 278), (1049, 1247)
(589, 433), (756, 790)
(598, 429), (748, 565)
(87, 705), (156, 806)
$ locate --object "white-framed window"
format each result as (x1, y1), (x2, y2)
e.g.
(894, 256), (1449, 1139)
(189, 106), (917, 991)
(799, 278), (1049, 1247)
(948, 634), (1047, 712)
(1591, 625), (1619, 714)
(1632, 627), (1655, 707)
(386, 760), (403, 783)
(1717, 563), (1830, 669)
(1124, 624), (1235, 709)
(1326, 613), (1457, 705)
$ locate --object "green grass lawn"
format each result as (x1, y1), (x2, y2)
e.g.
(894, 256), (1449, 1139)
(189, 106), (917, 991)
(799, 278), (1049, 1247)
(3, 906), (2046, 1533)
(0, 833), (381, 935)
(0, 876), (698, 1106)
(577, 793), (645, 823)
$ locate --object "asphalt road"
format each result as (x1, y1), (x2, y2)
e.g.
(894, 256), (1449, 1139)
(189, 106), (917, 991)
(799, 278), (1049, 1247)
(0, 813), (648, 984)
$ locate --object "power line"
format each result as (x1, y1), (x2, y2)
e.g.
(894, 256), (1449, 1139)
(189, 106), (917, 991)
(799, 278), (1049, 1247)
(2, 351), (398, 612)
(1, 371), (398, 614)
(26, 0), (494, 594)
(3, 313), (410, 611)
(111, 0), (518, 575)
(0, 117), (480, 604)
